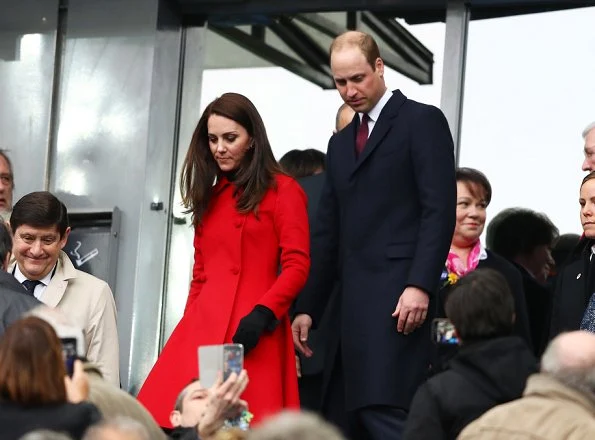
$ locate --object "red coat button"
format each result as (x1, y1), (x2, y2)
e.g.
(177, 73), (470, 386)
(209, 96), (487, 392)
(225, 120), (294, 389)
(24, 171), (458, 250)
(231, 267), (239, 275)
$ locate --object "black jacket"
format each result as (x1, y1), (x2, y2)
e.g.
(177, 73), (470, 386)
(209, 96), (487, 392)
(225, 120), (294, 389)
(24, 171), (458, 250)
(434, 251), (532, 371)
(550, 238), (595, 337)
(404, 336), (537, 440)
(0, 400), (101, 439)
(0, 271), (41, 335)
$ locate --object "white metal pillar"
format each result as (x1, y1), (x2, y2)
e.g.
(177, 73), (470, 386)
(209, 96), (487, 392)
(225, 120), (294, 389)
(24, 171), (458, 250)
(440, 0), (470, 164)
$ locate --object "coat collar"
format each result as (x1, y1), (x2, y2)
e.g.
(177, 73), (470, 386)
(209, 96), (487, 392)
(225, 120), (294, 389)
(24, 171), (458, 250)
(350, 89), (407, 176)
(524, 373), (595, 415)
(40, 251), (77, 307)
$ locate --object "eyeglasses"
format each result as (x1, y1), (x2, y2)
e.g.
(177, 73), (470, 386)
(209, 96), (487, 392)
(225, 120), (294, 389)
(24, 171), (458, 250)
(0, 173), (13, 186)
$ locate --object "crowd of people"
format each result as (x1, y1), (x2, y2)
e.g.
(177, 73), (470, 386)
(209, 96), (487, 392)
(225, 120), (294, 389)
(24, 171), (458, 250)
(0, 28), (595, 440)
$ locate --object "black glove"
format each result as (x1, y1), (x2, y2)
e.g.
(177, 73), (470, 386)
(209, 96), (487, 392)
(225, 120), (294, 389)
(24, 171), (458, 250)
(232, 305), (278, 354)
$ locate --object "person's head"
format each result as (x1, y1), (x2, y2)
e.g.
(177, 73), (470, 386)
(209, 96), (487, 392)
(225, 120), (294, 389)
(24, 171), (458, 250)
(550, 233), (581, 274)
(0, 150), (14, 215)
(541, 331), (595, 399)
(444, 269), (515, 344)
(334, 102), (356, 132)
(486, 208), (558, 284)
(453, 168), (492, 248)
(9, 191), (70, 281)
(180, 93), (280, 224)
(82, 417), (149, 440)
(580, 171), (595, 239)
(581, 122), (595, 172)
(249, 411), (345, 440)
(279, 149), (326, 179)
(0, 221), (13, 271)
(170, 378), (209, 428)
(0, 316), (67, 406)
(329, 31), (386, 114)
(19, 430), (73, 440)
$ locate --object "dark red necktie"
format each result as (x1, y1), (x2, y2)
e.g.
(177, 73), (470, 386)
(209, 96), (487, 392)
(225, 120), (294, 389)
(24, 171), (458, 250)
(356, 114), (370, 157)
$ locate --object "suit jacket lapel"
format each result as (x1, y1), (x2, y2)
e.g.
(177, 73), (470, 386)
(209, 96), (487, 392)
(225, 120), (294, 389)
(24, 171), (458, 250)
(42, 251), (76, 308)
(351, 90), (407, 176)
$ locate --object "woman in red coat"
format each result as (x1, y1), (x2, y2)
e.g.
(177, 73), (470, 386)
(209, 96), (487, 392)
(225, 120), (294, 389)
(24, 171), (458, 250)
(137, 93), (310, 428)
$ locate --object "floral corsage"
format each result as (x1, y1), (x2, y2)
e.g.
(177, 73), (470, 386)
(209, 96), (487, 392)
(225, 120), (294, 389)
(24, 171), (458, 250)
(440, 268), (459, 288)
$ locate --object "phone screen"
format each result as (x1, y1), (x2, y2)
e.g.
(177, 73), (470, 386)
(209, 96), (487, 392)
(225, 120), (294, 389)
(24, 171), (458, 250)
(223, 344), (244, 381)
(432, 319), (460, 345)
(61, 337), (77, 377)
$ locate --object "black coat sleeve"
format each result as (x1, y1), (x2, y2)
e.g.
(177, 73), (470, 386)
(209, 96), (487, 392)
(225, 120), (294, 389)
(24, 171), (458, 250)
(403, 382), (447, 440)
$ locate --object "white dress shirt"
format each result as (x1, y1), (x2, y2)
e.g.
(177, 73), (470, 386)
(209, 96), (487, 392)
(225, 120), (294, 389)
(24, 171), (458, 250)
(13, 263), (55, 300)
(359, 88), (393, 138)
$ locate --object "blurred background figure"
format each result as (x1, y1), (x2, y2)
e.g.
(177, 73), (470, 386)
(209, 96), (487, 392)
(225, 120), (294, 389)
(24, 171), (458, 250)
(82, 417), (148, 440)
(279, 149), (326, 179)
(487, 207), (558, 356)
(548, 233), (581, 282)
(581, 121), (595, 172)
(334, 103), (356, 133)
(0, 150), (14, 220)
(405, 269), (536, 440)
(248, 411), (346, 440)
(19, 431), (73, 440)
(0, 316), (101, 439)
(459, 331), (595, 439)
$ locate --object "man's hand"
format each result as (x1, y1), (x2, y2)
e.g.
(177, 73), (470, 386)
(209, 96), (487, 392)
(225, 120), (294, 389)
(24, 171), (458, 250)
(391, 286), (429, 335)
(291, 314), (313, 357)
(197, 370), (249, 439)
(295, 355), (302, 378)
(64, 360), (89, 403)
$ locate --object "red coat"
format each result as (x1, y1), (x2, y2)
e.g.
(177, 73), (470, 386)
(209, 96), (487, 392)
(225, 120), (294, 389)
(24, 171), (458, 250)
(137, 174), (310, 428)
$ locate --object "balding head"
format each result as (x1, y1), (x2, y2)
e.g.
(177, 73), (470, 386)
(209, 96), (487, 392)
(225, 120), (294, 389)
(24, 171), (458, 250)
(330, 31), (380, 69)
(335, 103), (356, 132)
(541, 331), (595, 397)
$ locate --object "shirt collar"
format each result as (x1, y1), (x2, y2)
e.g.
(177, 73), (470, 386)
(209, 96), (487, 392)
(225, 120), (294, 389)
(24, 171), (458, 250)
(13, 262), (56, 286)
(359, 88), (392, 123)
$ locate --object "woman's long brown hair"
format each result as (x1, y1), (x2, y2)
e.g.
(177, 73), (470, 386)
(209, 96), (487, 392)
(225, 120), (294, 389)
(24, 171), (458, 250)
(0, 317), (67, 406)
(180, 93), (281, 224)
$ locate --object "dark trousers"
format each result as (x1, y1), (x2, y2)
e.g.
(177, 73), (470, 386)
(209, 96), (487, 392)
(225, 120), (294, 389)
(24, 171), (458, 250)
(298, 373), (324, 412)
(322, 346), (407, 440)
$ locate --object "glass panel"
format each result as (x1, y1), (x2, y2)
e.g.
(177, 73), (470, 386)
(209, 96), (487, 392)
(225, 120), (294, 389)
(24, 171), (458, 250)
(460, 7), (595, 235)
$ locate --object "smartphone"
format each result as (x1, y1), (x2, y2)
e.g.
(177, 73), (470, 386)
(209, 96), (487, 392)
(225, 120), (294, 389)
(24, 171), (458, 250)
(60, 337), (78, 377)
(198, 343), (244, 388)
(431, 318), (460, 345)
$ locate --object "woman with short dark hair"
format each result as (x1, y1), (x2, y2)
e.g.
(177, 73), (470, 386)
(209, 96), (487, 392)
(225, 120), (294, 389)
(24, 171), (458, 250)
(138, 93), (310, 429)
(0, 317), (100, 439)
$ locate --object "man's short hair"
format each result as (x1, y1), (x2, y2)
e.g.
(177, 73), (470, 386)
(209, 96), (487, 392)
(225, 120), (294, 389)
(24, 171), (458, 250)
(279, 149), (326, 179)
(83, 416), (149, 440)
(10, 191), (69, 237)
(445, 269), (515, 343)
(329, 31), (381, 70)
(174, 377), (200, 412)
(582, 121), (595, 139)
(0, 222), (12, 263)
(19, 431), (73, 440)
(486, 208), (559, 259)
(249, 411), (345, 440)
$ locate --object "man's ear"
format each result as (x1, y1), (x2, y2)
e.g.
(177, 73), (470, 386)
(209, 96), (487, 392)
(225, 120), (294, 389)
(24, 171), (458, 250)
(3, 251), (10, 271)
(170, 410), (182, 427)
(59, 227), (71, 250)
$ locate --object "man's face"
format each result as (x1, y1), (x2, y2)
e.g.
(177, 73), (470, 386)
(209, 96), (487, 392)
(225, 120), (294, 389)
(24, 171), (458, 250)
(331, 46), (386, 114)
(582, 128), (595, 171)
(170, 380), (210, 428)
(13, 224), (69, 280)
(0, 155), (14, 214)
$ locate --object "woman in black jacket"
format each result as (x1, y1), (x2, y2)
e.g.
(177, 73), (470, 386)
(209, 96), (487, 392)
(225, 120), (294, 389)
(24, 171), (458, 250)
(0, 317), (101, 439)
(432, 168), (532, 372)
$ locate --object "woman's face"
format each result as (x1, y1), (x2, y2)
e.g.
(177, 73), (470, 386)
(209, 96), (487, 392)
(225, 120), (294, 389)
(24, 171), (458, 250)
(580, 178), (595, 238)
(453, 181), (487, 246)
(207, 114), (252, 172)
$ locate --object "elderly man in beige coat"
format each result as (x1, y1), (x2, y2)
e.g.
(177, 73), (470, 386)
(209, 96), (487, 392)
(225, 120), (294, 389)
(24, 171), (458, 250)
(458, 331), (595, 440)
(9, 191), (119, 385)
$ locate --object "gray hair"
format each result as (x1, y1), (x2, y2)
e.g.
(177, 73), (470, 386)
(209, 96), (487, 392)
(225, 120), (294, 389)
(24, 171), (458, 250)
(248, 411), (345, 440)
(19, 431), (73, 440)
(541, 332), (595, 398)
(82, 417), (149, 440)
(583, 121), (595, 139)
